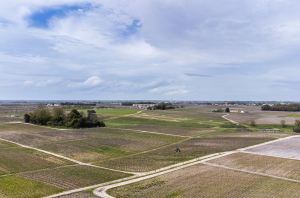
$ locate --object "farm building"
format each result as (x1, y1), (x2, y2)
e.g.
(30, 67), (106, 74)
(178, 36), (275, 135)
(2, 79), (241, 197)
(132, 104), (157, 109)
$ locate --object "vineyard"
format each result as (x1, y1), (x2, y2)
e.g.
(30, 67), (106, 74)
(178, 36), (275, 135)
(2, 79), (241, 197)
(0, 105), (299, 197)
(107, 163), (300, 197)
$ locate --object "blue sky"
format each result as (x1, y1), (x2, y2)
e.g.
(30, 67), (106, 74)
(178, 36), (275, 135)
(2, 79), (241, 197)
(0, 0), (300, 100)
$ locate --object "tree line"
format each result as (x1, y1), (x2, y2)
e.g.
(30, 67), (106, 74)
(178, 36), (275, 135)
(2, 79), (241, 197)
(24, 104), (105, 128)
(261, 104), (300, 111)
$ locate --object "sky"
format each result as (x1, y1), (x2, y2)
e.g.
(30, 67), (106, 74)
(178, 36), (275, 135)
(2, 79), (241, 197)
(1, 0), (300, 101)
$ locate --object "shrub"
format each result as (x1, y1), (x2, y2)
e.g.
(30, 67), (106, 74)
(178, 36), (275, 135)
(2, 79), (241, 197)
(293, 127), (300, 132)
(250, 120), (256, 126)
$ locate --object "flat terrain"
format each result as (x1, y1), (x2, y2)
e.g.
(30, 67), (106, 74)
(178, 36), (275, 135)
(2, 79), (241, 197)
(0, 104), (299, 197)
(0, 146), (74, 175)
(0, 175), (63, 198)
(80, 109), (141, 116)
(96, 137), (273, 172)
(107, 164), (300, 198)
(19, 165), (132, 190)
(246, 136), (300, 159)
(255, 114), (295, 125)
(118, 125), (215, 136)
(208, 152), (300, 181)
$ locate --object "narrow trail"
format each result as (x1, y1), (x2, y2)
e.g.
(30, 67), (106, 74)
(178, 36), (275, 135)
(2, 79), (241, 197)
(222, 114), (239, 125)
(112, 127), (190, 138)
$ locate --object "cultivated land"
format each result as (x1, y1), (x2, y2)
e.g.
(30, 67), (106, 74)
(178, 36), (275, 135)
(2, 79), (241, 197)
(96, 137), (273, 172)
(246, 136), (300, 159)
(79, 109), (141, 116)
(107, 164), (300, 198)
(208, 152), (300, 181)
(1, 105), (300, 197)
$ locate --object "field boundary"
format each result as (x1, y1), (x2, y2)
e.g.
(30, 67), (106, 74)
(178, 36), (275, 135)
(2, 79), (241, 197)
(0, 138), (135, 175)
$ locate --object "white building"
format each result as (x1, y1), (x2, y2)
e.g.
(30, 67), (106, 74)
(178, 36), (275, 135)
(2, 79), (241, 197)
(132, 104), (157, 109)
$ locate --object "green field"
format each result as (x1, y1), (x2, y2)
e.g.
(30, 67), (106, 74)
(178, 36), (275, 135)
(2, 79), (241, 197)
(0, 175), (63, 198)
(0, 147), (75, 175)
(80, 109), (141, 115)
(20, 165), (132, 190)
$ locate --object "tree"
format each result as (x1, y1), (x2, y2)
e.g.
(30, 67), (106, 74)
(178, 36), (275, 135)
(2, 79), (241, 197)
(181, 105), (184, 108)
(225, 108), (230, 113)
(250, 120), (256, 126)
(280, 120), (286, 127)
(87, 110), (97, 121)
(36, 109), (52, 125)
(52, 107), (66, 125)
(261, 105), (271, 110)
(24, 114), (30, 123)
(295, 119), (300, 127)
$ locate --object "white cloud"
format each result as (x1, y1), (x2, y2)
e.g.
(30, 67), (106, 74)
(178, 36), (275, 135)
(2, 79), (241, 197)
(68, 76), (103, 88)
(24, 81), (33, 86)
(150, 86), (190, 96)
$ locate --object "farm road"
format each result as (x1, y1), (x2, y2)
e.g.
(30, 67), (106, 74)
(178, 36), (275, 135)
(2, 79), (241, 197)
(92, 135), (300, 198)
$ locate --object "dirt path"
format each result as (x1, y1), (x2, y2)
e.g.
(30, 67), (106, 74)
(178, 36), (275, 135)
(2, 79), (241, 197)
(222, 114), (239, 125)
(112, 127), (190, 138)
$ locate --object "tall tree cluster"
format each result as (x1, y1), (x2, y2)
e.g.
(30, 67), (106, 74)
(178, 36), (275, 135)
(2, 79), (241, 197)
(24, 104), (105, 128)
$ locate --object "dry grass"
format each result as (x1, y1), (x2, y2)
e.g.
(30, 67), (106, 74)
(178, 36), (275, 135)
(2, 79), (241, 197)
(208, 152), (300, 181)
(0, 123), (57, 136)
(225, 113), (261, 124)
(255, 114), (295, 125)
(246, 136), (300, 160)
(19, 165), (132, 190)
(108, 164), (300, 198)
(95, 137), (273, 172)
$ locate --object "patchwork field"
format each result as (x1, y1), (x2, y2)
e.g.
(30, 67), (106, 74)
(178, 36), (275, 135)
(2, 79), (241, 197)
(208, 152), (300, 181)
(118, 125), (215, 136)
(107, 164), (300, 198)
(80, 109), (141, 115)
(0, 147), (74, 175)
(1, 104), (299, 197)
(95, 137), (273, 172)
(246, 136), (300, 159)
(19, 165), (132, 190)
(0, 127), (186, 163)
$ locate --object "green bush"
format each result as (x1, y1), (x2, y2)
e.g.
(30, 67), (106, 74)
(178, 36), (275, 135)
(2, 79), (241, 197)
(293, 127), (300, 132)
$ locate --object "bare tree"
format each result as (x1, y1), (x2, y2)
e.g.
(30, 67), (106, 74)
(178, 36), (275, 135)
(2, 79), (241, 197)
(280, 120), (286, 127)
